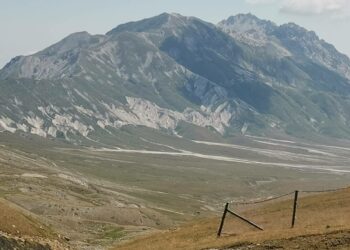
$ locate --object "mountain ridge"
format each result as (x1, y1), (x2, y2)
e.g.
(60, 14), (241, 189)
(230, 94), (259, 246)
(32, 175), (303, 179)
(1, 13), (350, 145)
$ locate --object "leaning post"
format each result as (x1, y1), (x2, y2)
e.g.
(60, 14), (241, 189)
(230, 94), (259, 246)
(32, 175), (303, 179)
(217, 203), (229, 237)
(291, 190), (299, 228)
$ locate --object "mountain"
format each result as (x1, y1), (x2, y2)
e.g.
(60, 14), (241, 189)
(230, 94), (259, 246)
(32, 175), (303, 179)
(218, 14), (350, 79)
(1, 13), (350, 146)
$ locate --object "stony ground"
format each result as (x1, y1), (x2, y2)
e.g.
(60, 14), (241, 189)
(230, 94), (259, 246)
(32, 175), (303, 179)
(0, 234), (51, 250)
(226, 230), (350, 250)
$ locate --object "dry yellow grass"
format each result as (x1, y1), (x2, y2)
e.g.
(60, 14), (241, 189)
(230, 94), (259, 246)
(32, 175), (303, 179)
(0, 198), (54, 238)
(113, 187), (350, 250)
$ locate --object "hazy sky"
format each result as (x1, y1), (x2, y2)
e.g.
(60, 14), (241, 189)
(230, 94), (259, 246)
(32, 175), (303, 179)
(1, 0), (350, 68)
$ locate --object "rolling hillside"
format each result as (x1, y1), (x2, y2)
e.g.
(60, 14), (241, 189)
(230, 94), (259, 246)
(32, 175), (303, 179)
(0, 198), (65, 250)
(114, 187), (350, 250)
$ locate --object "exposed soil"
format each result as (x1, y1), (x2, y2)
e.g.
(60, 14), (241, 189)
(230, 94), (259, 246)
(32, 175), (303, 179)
(227, 230), (350, 250)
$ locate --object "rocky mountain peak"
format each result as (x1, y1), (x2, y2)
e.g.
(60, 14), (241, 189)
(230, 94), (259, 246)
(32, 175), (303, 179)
(218, 14), (350, 80)
(275, 22), (318, 41)
(106, 12), (192, 36)
(217, 13), (276, 47)
(218, 13), (277, 35)
(41, 31), (96, 55)
(0, 31), (108, 80)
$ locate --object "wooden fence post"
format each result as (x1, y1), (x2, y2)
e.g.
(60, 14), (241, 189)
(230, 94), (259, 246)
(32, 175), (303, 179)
(291, 190), (299, 228)
(217, 203), (229, 237)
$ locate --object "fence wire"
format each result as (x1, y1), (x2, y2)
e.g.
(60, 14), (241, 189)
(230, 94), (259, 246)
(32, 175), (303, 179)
(218, 186), (350, 236)
(300, 186), (349, 193)
(229, 186), (349, 205)
(230, 191), (295, 206)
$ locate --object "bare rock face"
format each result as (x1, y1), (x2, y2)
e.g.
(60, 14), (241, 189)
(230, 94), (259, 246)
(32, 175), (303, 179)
(218, 14), (350, 80)
(1, 13), (350, 144)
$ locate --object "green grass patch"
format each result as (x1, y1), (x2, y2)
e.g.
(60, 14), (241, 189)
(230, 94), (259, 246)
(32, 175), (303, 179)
(103, 227), (126, 240)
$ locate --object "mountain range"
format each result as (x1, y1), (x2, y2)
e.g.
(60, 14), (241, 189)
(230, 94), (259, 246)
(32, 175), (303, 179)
(1, 13), (350, 146)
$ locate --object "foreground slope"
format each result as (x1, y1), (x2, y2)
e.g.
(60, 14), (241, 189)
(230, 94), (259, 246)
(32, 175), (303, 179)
(0, 199), (64, 249)
(114, 187), (350, 250)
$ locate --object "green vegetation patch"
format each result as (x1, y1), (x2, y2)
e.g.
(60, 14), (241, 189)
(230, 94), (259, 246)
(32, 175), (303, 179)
(102, 226), (126, 240)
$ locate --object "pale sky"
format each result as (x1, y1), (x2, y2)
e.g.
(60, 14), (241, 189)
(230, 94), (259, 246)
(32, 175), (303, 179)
(1, 0), (350, 68)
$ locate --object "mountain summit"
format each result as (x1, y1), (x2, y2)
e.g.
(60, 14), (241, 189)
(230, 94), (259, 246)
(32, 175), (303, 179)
(1, 13), (350, 145)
